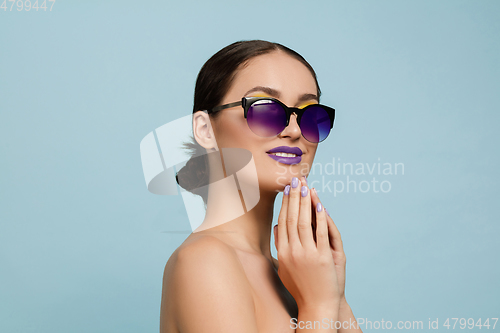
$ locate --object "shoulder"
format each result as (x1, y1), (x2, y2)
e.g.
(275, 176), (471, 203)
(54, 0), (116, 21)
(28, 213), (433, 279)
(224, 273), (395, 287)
(167, 234), (245, 277)
(161, 234), (258, 333)
(163, 234), (247, 284)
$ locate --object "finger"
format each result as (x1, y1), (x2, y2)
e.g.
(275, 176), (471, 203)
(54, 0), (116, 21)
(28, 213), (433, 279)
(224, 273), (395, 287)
(310, 191), (345, 256)
(297, 177), (315, 249)
(286, 177), (301, 246)
(326, 211), (344, 253)
(277, 184), (290, 251)
(311, 188), (329, 252)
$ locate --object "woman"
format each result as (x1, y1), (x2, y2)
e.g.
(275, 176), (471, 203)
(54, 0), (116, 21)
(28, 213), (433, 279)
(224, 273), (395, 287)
(160, 40), (361, 333)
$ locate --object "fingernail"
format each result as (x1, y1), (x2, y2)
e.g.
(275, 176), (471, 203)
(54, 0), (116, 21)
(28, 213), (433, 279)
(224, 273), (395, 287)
(301, 186), (308, 197)
(325, 207), (330, 216)
(291, 177), (299, 188)
(284, 185), (290, 195)
(316, 202), (323, 212)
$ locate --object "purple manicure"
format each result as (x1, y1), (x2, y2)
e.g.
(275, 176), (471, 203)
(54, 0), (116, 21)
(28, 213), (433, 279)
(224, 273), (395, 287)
(325, 207), (330, 217)
(291, 177), (299, 188)
(284, 185), (290, 195)
(301, 186), (308, 197)
(316, 202), (323, 212)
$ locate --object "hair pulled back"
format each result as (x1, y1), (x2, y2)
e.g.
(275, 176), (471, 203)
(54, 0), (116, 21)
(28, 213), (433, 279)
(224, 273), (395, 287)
(175, 40), (321, 204)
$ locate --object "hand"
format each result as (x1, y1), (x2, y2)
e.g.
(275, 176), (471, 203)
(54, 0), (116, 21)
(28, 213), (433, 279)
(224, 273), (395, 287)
(310, 188), (347, 301)
(273, 176), (340, 311)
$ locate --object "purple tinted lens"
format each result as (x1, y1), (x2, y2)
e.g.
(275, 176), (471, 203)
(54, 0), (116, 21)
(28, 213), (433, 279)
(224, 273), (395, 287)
(300, 106), (331, 143)
(247, 100), (287, 137)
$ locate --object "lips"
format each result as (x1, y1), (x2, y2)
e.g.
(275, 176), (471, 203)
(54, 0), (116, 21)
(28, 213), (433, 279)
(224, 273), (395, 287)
(266, 146), (303, 165)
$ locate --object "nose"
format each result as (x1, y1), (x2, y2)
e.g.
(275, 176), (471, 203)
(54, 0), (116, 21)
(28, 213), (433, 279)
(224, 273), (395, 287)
(278, 112), (301, 140)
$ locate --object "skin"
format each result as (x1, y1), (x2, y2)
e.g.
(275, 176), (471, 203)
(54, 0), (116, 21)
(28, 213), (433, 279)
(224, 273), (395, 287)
(160, 51), (362, 333)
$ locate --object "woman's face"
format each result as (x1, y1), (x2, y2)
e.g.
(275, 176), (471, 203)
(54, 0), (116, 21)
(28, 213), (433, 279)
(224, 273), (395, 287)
(211, 50), (320, 193)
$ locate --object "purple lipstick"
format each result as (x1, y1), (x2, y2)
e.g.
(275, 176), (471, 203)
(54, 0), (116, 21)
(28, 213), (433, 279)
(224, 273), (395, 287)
(266, 146), (303, 165)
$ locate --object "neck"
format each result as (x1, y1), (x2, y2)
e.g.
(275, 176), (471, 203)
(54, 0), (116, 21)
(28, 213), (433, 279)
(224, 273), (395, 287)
(199, 184), (279, 260)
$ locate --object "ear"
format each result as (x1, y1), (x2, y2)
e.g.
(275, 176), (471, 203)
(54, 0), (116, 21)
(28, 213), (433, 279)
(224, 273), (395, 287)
(193, 111), (219, 151)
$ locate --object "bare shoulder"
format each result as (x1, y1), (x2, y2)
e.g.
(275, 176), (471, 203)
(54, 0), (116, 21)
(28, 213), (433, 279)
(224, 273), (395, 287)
(161, 234), (258, 333)
(164, 234), (245, 281)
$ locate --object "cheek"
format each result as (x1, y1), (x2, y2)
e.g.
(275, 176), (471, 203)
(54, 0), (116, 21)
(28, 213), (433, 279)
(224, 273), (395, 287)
(213, 116), (250, 147)
(214, 117), (270, 163)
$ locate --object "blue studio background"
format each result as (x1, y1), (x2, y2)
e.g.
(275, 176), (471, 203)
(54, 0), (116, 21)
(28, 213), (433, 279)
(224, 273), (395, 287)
(1, 1), (499, 332)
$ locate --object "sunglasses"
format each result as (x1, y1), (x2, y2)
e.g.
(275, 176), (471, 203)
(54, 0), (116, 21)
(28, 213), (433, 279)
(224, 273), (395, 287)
(206, 97), (335, 143)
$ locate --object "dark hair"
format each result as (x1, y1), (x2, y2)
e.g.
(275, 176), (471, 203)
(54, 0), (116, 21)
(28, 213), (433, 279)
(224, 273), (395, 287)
(175, 40), (321, 204)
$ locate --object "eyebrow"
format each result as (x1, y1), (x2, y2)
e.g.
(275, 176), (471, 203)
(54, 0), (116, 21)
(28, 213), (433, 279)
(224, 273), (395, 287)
(243, 86), (319, 104)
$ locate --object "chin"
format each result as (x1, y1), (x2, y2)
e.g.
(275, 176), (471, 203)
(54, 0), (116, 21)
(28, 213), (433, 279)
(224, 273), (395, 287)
(257, 171), (292, 193)
(255, 157), (311, 191)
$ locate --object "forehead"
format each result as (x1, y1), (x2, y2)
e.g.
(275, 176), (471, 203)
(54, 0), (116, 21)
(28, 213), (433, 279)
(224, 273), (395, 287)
(223, 51), (318, 103)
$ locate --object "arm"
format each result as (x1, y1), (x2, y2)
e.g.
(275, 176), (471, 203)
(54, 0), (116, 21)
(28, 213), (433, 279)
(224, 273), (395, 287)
(295, 305), (340, 332)
(338, 298), (362, 333)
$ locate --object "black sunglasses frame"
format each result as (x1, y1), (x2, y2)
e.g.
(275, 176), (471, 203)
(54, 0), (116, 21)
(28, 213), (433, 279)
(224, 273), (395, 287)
(207, 97), (335, 141)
